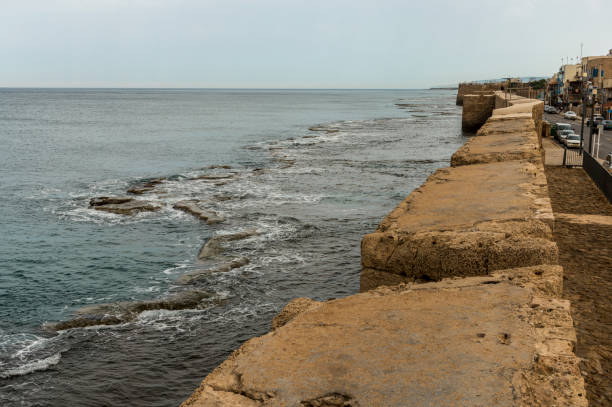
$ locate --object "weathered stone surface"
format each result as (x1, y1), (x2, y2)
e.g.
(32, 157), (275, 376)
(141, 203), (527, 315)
(360, 160), (556, 290)
(476, 114), (535, 136)
(462, 94), (496, 132)
(176, 258), (250, 284)
(456, 82), (503, 106)
(491, 95), (544, 139)
(89, 197), (161, 215)
(174, 200), (225, 224)
(197, 230), (260, 260)
(491, 264), (563, 298)
(270, 297), (321, 330)
(361, 264), (564, 296)
(451, 131), (540, 166)
(180, 273), (586, 407)
(452, 116), (541, 166)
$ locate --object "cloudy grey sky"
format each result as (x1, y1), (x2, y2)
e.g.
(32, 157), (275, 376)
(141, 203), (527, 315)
(2, 0), (611, 88)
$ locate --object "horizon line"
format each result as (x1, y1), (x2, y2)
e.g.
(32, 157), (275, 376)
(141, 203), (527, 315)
(0, 86), (449, 91)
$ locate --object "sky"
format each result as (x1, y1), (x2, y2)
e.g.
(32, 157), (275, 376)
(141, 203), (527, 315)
(1, 0), (611, 88)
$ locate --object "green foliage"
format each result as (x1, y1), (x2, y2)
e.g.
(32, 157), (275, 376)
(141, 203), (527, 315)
(528, 79), (547, 90)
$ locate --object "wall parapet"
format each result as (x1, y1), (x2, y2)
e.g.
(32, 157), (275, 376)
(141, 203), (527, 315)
(456, 82), (503, 106)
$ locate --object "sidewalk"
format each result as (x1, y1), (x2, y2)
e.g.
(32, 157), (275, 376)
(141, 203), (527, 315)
(545, 166), (612, 406)
(542, 137), (564, 165)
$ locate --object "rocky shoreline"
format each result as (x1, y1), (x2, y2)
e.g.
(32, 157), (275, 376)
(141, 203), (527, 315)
(48, 127), (313, 331)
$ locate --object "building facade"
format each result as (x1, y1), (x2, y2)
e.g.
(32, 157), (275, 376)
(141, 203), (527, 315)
(582, 50), (612, 118)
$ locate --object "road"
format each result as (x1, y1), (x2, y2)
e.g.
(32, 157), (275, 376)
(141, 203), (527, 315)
(544, 112), (612, 161)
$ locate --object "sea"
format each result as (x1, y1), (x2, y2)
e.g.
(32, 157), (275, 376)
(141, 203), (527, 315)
(0, 88), (463, 406)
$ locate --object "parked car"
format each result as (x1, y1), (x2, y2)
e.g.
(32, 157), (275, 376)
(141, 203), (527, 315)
(602, 120), (612, 130)
(558, 129), (575, 144)
(565, 134), (581, 148)
(564, 111), (578, 120)
(555, 124), (573, 141)
(606, 152), (612, 168)
(544, 105), (557, 114)
(586, 115), (604, 126)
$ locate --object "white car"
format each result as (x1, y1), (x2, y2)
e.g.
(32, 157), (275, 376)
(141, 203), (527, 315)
(564, 111), (577, 120)
(565, 134), (580, 148)
(558, 129), (575, 144)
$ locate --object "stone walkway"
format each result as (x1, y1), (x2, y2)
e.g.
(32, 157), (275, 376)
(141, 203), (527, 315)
(545, 166), (612, 407)
(542, 137), (564, 166)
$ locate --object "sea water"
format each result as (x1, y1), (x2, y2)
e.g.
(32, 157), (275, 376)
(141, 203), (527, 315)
(0, 88), (463, 406)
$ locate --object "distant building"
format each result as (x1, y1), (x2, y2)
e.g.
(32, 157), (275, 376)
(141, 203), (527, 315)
(546, 74), (560, 104)
(557, 64), (582, 107)
(581, 50), (612, 118)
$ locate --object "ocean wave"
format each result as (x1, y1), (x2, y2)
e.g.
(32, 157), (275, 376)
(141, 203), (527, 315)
(0, 333), (66, 380)
(0, 353), (61, 379)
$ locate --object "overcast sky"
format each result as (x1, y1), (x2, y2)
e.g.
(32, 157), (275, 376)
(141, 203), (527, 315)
(2, 0), (611, 88)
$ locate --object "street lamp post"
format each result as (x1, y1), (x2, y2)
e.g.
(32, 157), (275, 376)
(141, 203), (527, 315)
(580, 72), (587, 154)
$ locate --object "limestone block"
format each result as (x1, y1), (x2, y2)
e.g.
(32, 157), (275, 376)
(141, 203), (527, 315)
(181, 276), (586, 407)
(360, 160), (556, 291)
(461, 94), (496, 132)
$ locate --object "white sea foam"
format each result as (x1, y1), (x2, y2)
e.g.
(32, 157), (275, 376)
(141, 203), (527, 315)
(0, 334), (46, 360)
(132, 285), (161, 293)
(0, 353), (62, 379)
(162, 264), (189, 275)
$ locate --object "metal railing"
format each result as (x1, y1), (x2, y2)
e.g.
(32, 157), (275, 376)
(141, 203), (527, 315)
(562, 147), (583, 167)
(582, 151), (612, 203)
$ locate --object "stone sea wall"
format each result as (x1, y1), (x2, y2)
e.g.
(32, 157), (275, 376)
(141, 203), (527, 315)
(361, 92), (550, 290)
(456, 82), (503, 106)
(180, 93), (587, 406)
(461, 94), (495, 132)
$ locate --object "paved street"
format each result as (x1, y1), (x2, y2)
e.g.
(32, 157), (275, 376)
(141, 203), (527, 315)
(544, 112), (612, 161)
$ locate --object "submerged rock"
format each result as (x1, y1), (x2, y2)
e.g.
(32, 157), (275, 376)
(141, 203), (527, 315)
(207, 165), (232, 170)
(89, 196), (132, 206)
(90, 198), (161, 215)
(173, 200), (225, 224)
(193, 174), (234, 180)
(308, 125), (339, 133)
(176, 257), (250, 284)
(274, 157), (296, 168)
(213, 194), (232, 202)
(127, 177), (166, 195)
(50, 290), (217, 331)
(197, 230), (260, 260)
(127, 186), (154, 195)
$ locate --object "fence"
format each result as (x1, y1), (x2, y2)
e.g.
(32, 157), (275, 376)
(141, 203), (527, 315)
(562, 147), (583, 167)
(582, 151), (612, 203)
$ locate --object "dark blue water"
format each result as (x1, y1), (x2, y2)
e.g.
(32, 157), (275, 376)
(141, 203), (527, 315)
(0, 89), (463, 406)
